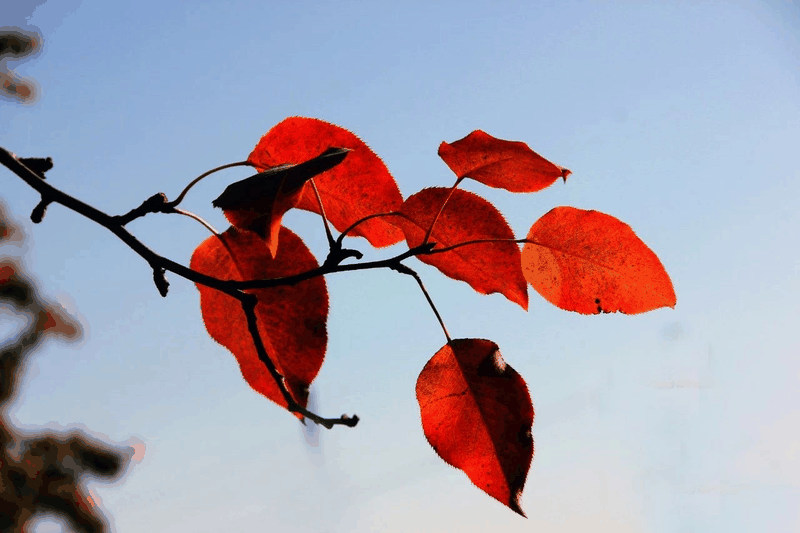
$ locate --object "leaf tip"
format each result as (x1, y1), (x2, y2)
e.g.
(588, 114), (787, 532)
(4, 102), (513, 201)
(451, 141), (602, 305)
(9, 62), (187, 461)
(437, 140), (449, 154)
(512, 287), (529, 311)
(510, 493), (527, 518)
(561, 168), (572, 182)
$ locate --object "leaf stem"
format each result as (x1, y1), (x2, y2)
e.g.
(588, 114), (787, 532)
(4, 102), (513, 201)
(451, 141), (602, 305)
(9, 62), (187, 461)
(426, 237), (530, 255)
(335, 211), (405, 247)
(172, 208), (220, 236)
(308, 178), (335, 248)
(422, 177), (463, 245)
(389, 263), (451, 343)
(169, 160), (253, 208)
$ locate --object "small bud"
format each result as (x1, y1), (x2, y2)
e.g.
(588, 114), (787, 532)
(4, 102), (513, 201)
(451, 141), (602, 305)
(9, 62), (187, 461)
(153, 268), (169, 297)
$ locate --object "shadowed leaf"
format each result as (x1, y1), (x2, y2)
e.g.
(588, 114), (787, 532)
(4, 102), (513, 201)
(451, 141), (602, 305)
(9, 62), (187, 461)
(417, 338), (534, 517)
(248, 117), (404, 247)
(213, 147), (349, 257)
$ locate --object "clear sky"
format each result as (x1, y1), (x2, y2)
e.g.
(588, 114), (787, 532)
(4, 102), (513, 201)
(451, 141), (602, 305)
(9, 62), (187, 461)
(1, 1), (799, 531)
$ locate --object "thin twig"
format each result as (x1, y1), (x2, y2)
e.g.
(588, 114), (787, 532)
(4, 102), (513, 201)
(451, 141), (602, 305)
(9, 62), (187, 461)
(114, 192), (171, 225)
(0, 147), (232, 294)
(335, 211), (404, 247)
(239, 293), (359, 428)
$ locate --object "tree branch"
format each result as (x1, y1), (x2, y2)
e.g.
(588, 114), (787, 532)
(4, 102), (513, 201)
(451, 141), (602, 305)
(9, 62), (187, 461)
(0, 147), (439, 428)
(0, 148), (359, 427)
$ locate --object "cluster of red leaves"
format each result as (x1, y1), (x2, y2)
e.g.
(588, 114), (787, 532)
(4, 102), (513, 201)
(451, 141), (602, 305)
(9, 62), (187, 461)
(190, 117), (675, 516)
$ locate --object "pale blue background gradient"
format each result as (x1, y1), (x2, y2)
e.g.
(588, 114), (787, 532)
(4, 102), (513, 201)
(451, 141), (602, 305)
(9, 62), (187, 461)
(1, 1), (799, 531)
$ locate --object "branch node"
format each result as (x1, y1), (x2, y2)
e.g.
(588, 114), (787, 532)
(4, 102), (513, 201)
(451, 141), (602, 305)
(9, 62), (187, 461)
(412, 241), (437, 255)
(152, 267), (169, 297)
(114, 193), (171, 226)
(19, 156), (53, 178)
(324, 245), (363, 267)
(389, 262), (414, 276)
(240, 291), (258, 310)
(390, 262), (451, 343)
(342, 414), (360, 427)
(30, 197), (53, 224)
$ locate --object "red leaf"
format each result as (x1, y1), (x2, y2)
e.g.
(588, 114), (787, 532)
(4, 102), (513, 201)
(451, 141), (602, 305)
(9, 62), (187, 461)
(522, 206), (676, 314)
(213, 147), (350, 258)
(248, 117), (404, 247)
(417, 338), (534, 517)
(438, 130), (571, 193)
(395, 187), (528, 309)
(190, 226), (328, 415)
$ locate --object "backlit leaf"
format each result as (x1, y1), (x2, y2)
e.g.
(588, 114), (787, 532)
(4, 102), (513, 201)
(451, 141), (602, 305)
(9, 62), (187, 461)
(213, 147), (349, 258)
(417, 338), (534, 517)
(438, 130), (571, 193)
(248, 117), (404, 247)
(395, 187), (528, 309)
(190, 226), (328, 414)
(522, 206), (676, 314)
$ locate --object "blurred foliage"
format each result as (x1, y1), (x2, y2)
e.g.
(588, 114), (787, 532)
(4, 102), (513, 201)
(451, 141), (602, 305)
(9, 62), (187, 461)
(1, 199), (137, 533)
(0, 26), (41, 104)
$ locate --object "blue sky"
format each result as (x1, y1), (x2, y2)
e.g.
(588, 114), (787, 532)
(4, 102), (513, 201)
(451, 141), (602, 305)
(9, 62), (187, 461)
(1, 1), (799, 531)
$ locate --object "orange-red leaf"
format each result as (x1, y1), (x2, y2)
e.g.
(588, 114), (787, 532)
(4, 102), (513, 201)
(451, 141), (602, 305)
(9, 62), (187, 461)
(213, 147), (349, 258)
(190, 226), (328, 415)
(417, 338), (534, 517)
(438, 130), (571, 193)
(395, 187), (528, 309)
(248, 117), (404, 247)
(522, 206), (676, 314)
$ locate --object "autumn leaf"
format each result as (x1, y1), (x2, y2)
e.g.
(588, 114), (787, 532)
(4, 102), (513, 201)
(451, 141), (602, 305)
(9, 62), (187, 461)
(417, 338), (533, 517)
(190, 226), (328, 414)
(522, 206), (675, 314)
(438, 130), (571, 193)
(394, 187), (528, 309)
(213, 147), (349, 258)
(247, 116), (404, 247)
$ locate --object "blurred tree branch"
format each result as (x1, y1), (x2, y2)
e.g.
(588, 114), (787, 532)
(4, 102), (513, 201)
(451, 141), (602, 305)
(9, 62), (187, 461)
(0, 26), (41, 105)
(1, 200), (141, 533)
